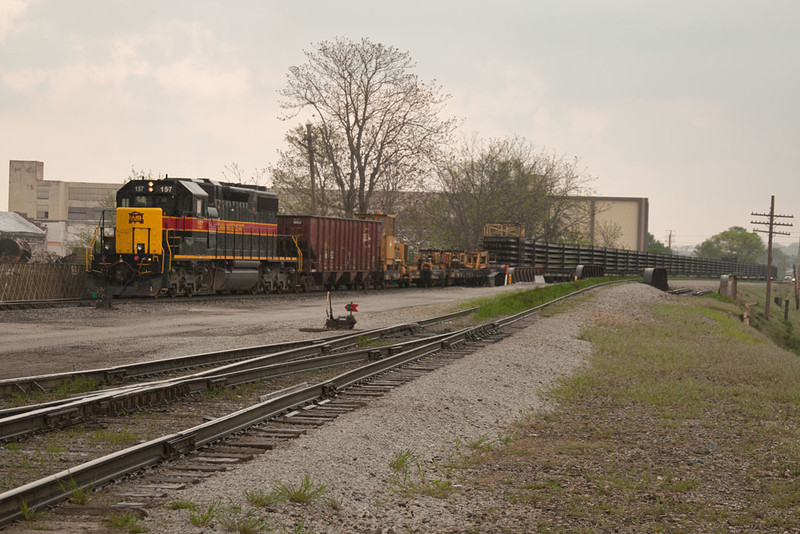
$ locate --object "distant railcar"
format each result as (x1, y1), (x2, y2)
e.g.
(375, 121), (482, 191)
(277, 215), (382, 290)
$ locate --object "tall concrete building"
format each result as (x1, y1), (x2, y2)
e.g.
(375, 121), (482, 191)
(8, 160), (121, 255)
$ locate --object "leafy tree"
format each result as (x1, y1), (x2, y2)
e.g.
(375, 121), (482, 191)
(277, 37), (457, 216)
(695, 226), (765, 263)
(422, 135), (594, 250)
(646, 232), (671, 254)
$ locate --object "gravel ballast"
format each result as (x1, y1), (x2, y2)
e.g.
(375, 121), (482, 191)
(125, 282), (682, 533)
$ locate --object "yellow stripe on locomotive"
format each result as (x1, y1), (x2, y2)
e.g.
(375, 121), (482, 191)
(115, 207), (164, 256)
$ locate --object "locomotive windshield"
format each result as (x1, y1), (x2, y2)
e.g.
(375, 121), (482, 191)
(119, 194), (177, 213)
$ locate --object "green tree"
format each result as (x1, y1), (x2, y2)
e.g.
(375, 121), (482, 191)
(694, 226), (765, 263)
(277, 37), (457, 216)
(647, 233), (671, 254)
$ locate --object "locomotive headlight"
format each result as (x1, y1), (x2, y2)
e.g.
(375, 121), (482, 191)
(136, 243), (145, 254)
(148, 181), (154, 192)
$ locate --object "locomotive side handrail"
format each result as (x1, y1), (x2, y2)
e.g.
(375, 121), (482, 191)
(84, 227), (99, 273)
(163, 228), (173, 274)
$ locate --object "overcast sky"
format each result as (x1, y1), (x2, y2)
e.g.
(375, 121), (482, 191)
(2, 0), (799, 248)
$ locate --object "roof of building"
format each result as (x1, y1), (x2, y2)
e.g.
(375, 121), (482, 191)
(0, 212), (46, 238)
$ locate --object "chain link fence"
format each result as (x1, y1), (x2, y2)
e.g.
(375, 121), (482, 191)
(0, 264), (87, 301)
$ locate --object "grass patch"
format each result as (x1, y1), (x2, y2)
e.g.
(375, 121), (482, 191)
(449, 291), (800, 531)
(466, 277), (630, 321)
(166, 500), (196, 510)
(107, 511), (147, 533)
(738, 282), (800, 355)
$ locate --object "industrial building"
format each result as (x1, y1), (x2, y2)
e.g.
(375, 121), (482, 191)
(7, 161), (120, 256)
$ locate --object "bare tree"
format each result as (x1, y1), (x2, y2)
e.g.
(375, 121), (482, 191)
(221, 162), (269, 186)
(126, 166), (164, 182)
(278, 37), (457, 216)
(269, 124), (341, 215)
(425, 135), (595, 249)
(596, 220), (623, 248)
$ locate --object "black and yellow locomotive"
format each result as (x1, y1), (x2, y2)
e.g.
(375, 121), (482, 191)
(86, 177), (300, 297)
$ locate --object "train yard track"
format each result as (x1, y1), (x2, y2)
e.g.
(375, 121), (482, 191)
(0, 283), (620, 529)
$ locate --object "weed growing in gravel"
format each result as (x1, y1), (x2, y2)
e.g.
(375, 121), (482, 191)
(44, 434), (65, 454)
(18, 498), (45, 521)
(468, 434), (496, 452)
(57, 475), (94, 504)
(389, 449), (454, 498)
(356, 334), (384, 348)
(90, 428), (138, 448)
(245, 488), (282, 507)
(272, 475), (328, 504)
(107, 511), (147, 533)
(220, 510), (270, 533)
(166, 500), (196, 510)
(52, 375), (100, 399)
(203, 382), (260, 401)
(283, 517), (312, 533)
(325, 495), (343, 511)
(189, 502), (218, 527)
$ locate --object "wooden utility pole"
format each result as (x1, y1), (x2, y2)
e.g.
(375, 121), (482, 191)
(752, 195), (793, 320)
(306, 122), (317, 216)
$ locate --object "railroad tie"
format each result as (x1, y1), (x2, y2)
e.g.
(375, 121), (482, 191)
(169, 463), (228, 473)
(277, 415), (330, 426)
(249, 426), (307, 438)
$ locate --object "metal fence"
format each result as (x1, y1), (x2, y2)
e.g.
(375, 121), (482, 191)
(0, 264), (87, 301)
(483, 236), (775, 280)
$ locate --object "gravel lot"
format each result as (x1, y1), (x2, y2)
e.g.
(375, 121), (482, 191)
(0, 285), (523, 380)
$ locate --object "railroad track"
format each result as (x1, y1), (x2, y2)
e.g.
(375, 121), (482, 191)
(0, 283), (621, 529)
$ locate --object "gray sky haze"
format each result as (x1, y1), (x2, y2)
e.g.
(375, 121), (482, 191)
(2, 0), (798, 247)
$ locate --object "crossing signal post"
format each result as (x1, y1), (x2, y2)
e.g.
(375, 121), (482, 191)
(752, 195), (793, 320)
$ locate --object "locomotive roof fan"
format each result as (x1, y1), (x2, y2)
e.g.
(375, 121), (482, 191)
(325, 292), (357, 330)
